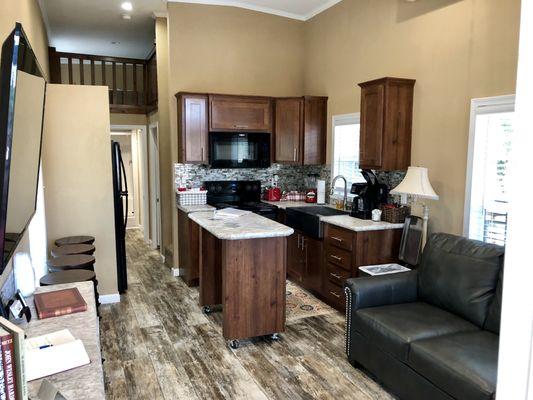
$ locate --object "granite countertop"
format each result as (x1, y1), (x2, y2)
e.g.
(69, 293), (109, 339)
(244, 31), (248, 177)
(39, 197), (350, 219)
(320, 215), (404, 232)
(189, 211), (294, 240)
(22, 281), (104, 400)
(177, 204), (215, 213)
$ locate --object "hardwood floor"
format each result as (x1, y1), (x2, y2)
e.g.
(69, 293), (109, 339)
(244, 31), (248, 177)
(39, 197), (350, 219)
(100, 229), (394, 400)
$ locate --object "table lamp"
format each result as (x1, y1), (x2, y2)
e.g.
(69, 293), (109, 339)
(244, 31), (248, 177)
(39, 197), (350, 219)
(390, 166), (439, 247)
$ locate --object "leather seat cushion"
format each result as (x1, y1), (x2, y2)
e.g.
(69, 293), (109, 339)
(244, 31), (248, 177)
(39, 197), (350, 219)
(354, 302), (478, 362)
(408, 331), (498, 400)
(418, 233), (504, 327)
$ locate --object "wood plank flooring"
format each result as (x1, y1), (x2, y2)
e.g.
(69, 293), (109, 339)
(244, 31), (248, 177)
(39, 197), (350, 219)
(100, 229), (395, 400)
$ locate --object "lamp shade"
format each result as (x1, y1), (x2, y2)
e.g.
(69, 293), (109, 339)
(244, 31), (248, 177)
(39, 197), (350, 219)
(390, 166), (439, 200)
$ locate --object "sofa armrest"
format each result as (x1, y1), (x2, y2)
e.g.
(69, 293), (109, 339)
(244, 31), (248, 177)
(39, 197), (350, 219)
(344, 270), (419, 311)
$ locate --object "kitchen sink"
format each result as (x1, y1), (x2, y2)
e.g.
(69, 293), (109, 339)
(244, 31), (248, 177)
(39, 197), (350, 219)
(285, 206), (349, 239)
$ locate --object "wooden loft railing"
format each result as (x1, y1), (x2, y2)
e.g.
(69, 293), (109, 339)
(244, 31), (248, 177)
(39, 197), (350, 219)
(48, 47), (158, 115)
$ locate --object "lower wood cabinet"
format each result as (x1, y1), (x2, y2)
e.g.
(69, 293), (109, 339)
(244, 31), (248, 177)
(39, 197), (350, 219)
(287, 230), (323, 294)
(177, 210), (200, 286)
(287, 223), (402, 312)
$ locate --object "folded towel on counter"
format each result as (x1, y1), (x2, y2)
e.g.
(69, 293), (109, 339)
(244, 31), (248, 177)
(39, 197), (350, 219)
(214, 208), (252, 218)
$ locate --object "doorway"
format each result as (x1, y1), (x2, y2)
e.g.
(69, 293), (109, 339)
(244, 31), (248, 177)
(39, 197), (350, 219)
(148, 122), (161, 250)
(110, 125), (149, 240)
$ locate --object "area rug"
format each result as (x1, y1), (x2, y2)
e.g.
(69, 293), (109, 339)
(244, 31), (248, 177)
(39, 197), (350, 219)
(286, 280), (336, 322)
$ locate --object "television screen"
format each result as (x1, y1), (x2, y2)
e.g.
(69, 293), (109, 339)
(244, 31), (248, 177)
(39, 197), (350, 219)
(0, 24), (46, 271)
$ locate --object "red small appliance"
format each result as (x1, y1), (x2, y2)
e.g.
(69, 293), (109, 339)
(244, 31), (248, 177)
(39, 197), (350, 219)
(305, 189), (317, 203)
(266, 187), (281, 201)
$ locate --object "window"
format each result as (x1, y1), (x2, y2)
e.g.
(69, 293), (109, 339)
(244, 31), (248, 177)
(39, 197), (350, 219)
(464, 95), (515, 246)
(331, 113), (365, 195)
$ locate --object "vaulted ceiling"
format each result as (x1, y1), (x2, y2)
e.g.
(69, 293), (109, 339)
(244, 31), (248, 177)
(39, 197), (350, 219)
(38, 0), (342, 59)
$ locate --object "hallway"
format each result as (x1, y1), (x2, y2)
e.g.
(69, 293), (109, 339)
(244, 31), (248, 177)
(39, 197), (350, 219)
(99, 229), (393, 400)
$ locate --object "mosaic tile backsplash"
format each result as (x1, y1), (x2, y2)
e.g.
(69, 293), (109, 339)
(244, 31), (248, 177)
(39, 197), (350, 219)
(174, 163), (332, 193)
(174, 163), (406, 203)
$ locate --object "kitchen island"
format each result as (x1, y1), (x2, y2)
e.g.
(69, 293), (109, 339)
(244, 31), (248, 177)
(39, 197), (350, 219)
(188, 211), (294, 348)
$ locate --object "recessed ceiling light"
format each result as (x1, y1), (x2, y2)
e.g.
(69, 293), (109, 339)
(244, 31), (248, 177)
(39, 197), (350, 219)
(121, 2), (133, 11)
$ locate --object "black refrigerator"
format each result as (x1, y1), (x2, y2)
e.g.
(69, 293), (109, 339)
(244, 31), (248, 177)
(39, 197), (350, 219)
(111, 141), (128, 293)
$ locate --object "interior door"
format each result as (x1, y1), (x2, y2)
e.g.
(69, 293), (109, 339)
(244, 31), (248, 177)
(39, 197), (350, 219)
(149, 123), (161, 250)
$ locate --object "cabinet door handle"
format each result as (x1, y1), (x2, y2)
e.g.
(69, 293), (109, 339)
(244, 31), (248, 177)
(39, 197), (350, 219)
(297, 234), (301, 250)
(330, 272), (342, 280)
(330, 291), (341, 299)
(234, 124), (248, 129)
(293, 148), (297, 162)
(331, 236), (343, 243)
(330, 255), (342, 261)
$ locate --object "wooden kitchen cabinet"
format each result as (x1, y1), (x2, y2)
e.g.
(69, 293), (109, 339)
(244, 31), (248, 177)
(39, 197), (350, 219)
(209, 94), (272, 132)
(287, 230), (324, 293)
(274, 96), (327, 165)
(274, 98), (303, 164)
(176, 92), (208, 164)
(359, 77), (415, 171)
(177, 210), (201, 286)
(323, 223), (402, 310)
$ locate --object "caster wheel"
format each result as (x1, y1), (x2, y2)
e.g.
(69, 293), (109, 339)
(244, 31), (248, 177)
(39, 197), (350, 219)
(202, 306), (212, 315)
(229, 340), (240, 349)
(270, 333), (281, 341)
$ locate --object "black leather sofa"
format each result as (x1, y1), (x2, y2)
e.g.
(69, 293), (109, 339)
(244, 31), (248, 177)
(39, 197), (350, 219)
(344, 233), (504, 400)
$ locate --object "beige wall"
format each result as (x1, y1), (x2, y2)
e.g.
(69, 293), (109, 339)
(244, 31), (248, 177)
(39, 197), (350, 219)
(155, 17), (174, 265)
(43, 84), (118, 295)
(0, 0), (49, 79)
(167, 3), (306, 266)
(110, 113), (147, 126)
(304, 0), (520, 235)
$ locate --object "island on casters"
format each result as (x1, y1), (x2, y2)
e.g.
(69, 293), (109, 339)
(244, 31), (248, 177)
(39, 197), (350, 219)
(188, 211), (294, 349)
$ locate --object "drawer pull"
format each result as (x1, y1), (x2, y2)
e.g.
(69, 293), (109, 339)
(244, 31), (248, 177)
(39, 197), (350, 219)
(330, 291), (341, 299)
(331, 236), (343, 243)
(234, 124), (249, 129)
(330, 255), (342, 261)
(330, 272), (342, 280)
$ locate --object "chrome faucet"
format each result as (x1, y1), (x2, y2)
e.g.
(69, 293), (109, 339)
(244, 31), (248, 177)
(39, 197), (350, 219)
(331, 175), (348, 211)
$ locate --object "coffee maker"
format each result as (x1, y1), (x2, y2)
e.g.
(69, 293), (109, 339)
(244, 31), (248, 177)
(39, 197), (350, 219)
(350, 169), (389, 219)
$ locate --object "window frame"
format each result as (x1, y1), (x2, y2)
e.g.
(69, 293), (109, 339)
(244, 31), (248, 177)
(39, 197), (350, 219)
(331, 113), (361, 196)
(463, 94), (515, 240)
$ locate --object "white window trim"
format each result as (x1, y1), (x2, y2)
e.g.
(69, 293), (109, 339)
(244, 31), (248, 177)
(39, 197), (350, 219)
(463, 95), (515, 238)
(331, 113), (360, 195)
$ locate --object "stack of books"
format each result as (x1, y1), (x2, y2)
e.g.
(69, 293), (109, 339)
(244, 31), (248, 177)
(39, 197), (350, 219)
(0, 317), (26, 400)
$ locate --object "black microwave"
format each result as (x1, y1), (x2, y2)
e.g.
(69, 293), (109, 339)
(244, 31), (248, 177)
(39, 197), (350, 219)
(209, 132), (271, 169)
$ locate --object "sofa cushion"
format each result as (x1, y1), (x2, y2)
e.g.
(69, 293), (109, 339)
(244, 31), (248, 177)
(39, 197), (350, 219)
(484, 268), (503, 334)
(408, 331), (498, 400)
(354, 302), (478, 362)
(418, 233), (504, 327)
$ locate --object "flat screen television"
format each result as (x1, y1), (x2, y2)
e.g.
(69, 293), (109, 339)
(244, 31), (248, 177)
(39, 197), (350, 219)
(0, 23), (46, 273)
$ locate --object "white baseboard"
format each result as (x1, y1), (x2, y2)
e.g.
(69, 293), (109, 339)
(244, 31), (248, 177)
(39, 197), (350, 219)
(171, 268), (180, 277)
(99, 293), (121, 304)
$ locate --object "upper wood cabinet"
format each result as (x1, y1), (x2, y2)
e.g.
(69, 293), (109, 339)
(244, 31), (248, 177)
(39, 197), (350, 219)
(176, 92), (208, 164)
(359, 77), (415, 171)
(209, 95), (272, 132)
(274, 98), (303, 164)
(274, 96), (327, 165)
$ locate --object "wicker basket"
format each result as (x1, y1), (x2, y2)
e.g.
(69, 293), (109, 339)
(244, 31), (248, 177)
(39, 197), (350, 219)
(380, 205), (411, 223)
(176, 190), (207, 206)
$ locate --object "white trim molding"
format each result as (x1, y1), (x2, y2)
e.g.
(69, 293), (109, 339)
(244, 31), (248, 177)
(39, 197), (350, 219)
(167, 0), (343, 21)
(463, 95), (515, 238)
(99, 293), (121, 304)
(171, 268), (180, 277)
